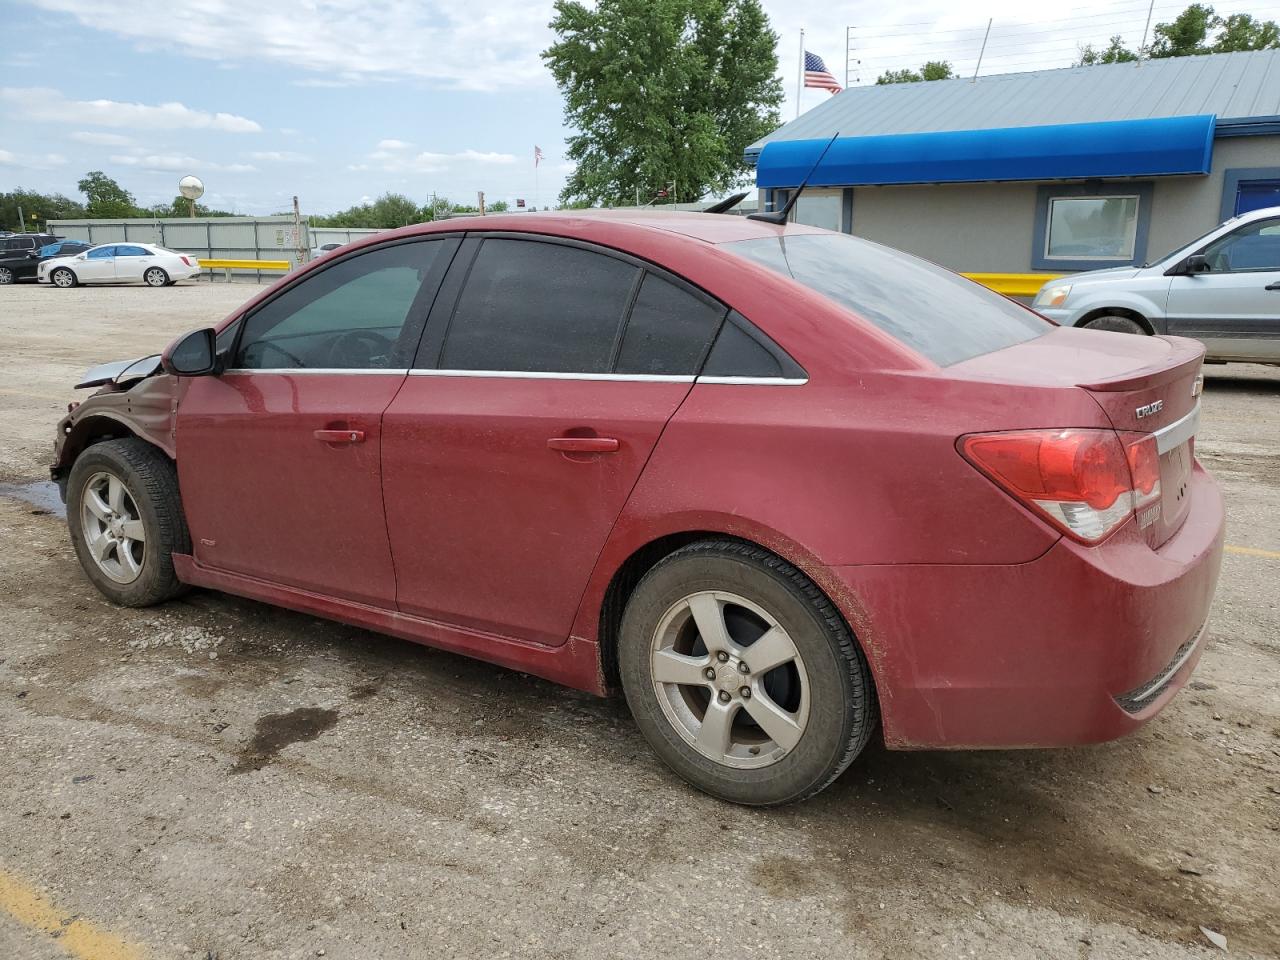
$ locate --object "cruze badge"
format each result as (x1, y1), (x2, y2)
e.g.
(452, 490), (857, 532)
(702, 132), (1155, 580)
(1135, 400), (1164, 419)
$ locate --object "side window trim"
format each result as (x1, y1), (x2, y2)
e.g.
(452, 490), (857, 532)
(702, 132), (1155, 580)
(414, 231), (733, 378)
(227, 234), (463, 372)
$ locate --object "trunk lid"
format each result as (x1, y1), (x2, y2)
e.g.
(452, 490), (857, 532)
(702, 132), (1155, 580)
(952, 327), (1204, 547)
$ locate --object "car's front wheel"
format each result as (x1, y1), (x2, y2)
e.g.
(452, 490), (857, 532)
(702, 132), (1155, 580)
(50, 267), (77, 288)
(144, 266), (169, 287)
(66, 439), (190, 606)
(619, 540), (877, 805)
(1083, 314), (1147, 335)
(0, 266), (14, 284)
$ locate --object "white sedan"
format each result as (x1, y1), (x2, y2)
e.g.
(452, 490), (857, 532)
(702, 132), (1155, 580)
(39, 243), (202, 288)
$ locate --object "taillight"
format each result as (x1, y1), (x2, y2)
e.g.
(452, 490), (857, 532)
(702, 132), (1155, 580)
(180, 255), (193, 266)
(961, 429), (1160, 544)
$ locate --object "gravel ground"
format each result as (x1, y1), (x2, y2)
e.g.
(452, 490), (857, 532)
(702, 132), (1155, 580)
(0, 280), (1277, 960)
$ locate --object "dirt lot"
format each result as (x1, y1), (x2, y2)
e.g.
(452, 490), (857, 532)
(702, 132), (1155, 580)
(1, 280), (1278, 960)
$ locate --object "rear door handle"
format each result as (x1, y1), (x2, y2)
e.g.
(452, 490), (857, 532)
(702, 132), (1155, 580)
(1265, 281), (1280, 290)
(314, 429), (365, 444)
(547, 436), (619, 453)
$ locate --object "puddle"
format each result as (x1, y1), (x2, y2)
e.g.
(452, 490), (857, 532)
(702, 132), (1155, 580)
(230, 706), (340, 774)
(0, 480), (66, 518)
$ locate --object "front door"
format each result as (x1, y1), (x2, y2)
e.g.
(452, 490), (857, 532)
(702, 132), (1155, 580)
(1166, 215), (1280, 362)
(382, 237), (726, 645)
(76, 245), (117, 282)
(176, 238), (457, 607)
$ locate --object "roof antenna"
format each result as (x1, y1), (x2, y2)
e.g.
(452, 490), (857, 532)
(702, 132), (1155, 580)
(703, 191), (750, 214)
(748, 132), (841, 225)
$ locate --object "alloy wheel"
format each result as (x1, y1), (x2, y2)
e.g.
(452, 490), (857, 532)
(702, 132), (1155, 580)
(52, 269), (74, 288)
(649, 590), (810, 769)
(80, 471), (147, 584)
(145, 267), (167, 287)
(0, 267), (13, 284)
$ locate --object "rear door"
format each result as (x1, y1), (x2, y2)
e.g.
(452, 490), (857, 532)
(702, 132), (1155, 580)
(1165, 216), (1280, 362)
(176, 237), (457, 607)
(381, 235), (725, 645)
(112, 244), (154, 281)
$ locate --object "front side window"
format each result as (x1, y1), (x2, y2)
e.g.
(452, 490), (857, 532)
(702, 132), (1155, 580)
(87, 247), (116, 260)
(1045, 196), (1139, 261)
(235, 241), (442, 370)
(440, 239), (639, 373)
(726, 233), (1048, 367)
(1200, 218), (1280, 272)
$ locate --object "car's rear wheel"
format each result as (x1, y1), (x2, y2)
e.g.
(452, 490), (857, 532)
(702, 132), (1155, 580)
(0, 266), (14, 284)
(144, 267), (169, 287)
(66, 438), (190, 607)
(618, 540), (877, 806)
(1083, 314), (1147, 335)
(51, 267), (77, 288)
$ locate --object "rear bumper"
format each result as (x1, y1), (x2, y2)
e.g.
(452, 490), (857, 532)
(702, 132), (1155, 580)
(829, 462), (1225, 749)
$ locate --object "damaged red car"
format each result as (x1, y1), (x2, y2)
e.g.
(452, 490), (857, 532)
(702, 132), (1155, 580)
(51, 210), (1224, 805)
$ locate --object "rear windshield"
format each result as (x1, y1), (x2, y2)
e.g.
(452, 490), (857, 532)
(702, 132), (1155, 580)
(724, 233), (1049, 366)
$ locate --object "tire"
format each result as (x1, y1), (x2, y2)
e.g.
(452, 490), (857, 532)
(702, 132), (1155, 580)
(66, 438), (191, 607)
(618, 540), (877, 806)
(0, 266), (13, 285)
(144, 266), (169, 287)
(1083, 314), (1147, 335)
(51, 267), (77, 288)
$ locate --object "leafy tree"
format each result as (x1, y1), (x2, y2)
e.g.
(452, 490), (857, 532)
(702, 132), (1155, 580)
(1, 189), (86, 230)
(1213, 12), (1280, 51)
(1149, 3), (1216, 57)
(1077, 35), (1139, 65)
(543, 0), (783, 206)
(312, 192), (421, 228)
(150, 196), (237, 217)
(488, 200), (510, 212)
(875, 60), (956, 84)
(76, 171), (139, 218)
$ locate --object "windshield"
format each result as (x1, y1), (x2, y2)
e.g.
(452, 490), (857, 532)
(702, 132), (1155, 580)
(724, 233), (1049, 366)
(1143, 217), (1237, 267)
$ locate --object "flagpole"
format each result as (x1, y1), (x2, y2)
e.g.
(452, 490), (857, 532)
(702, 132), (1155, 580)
(796, 28), (804, 118)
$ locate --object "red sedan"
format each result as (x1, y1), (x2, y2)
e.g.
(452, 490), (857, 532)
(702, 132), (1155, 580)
(51, 212), (1224, 805)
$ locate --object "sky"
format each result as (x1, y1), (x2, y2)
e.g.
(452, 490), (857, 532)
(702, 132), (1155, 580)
(2, 0), (1279, 216)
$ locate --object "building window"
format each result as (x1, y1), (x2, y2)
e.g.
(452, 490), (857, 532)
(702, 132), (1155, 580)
(1045, 195), (1139, 261)
(1031, 182), (1153, 271)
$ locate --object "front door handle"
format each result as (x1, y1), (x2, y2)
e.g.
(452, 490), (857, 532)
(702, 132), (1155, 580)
(1265, 281), (1280, 290)
(314, 428), (365, 444)
(547, 436), (619, 453)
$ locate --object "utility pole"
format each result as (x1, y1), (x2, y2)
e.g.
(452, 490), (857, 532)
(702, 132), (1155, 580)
(796, 28), (805, 118)
(16, 205), (24, 233)
(478, 191), (486, 216)
(292, 195), (305, 264)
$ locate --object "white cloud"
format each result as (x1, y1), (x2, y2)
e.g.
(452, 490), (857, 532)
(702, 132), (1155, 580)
(0, 149), (68, 169)
(110, 153), (257, 173)
(249, 151), (313, 163)
(376, 139), (411, 151)
(70, 131), (135, 146)
(29, 0), (553, 92)
(0, 149), (16, 165)
(0, 87), (261, 132)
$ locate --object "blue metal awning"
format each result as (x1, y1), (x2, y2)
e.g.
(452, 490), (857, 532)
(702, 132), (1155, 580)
(755, 115), (1216, 188)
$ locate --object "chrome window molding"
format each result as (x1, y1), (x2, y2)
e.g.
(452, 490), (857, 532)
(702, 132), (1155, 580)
(222, 368), (410, 375)
(1153, 402), (1200, 454)
(696, 375), (808, 386)
(408, 369), (695, 383)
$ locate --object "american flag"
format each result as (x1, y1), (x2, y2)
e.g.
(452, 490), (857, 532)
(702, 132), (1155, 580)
(804, 51), (842, 94)
(534, 145), (544, 167)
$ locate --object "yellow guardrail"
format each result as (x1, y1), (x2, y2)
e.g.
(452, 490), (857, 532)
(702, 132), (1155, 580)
(961, 272), (1063, 298)
(198, 258), (293, 271)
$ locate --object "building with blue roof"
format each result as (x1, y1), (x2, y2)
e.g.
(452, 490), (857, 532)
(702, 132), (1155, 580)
(748, 49), (1280, 275)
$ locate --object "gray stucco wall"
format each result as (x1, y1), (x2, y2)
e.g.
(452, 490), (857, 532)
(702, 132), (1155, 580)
(765, 134), (1280, 274)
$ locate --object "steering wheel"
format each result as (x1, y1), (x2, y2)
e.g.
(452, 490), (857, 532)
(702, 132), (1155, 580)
(325, 330), (394, 368)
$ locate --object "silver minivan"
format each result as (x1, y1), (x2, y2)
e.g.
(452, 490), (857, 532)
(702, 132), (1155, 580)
(1034, 205), (1280, 364)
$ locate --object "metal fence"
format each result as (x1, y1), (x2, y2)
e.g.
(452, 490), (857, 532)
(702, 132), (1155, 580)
(309, 227), (386, 247)
(46, 216), (313, 281)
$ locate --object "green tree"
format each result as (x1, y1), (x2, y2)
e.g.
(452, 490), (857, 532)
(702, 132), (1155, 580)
(1212, 12), (1280, 51)
(1149, 3), (1216, 57)
(543, 0), (783, 206)
(875, 60), (956, 84)
(76, 171), (139, 218)
(312, 192), (421, 228)
(0, 189), (87, 230)
(1077, 35), (1139, 65)
(488, 199), (510, 212)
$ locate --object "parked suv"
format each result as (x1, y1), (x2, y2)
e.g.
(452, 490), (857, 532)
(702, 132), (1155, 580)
(0, 233), (59, 284)
(1034, 205), (1280, 364)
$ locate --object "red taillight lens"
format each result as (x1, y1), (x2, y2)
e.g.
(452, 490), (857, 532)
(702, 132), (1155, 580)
(180, 255), (193, 266)
(961, 429), (1158, 544)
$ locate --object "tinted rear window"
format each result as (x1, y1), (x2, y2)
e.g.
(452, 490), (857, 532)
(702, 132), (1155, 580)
(724, 233), (1049, 366)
